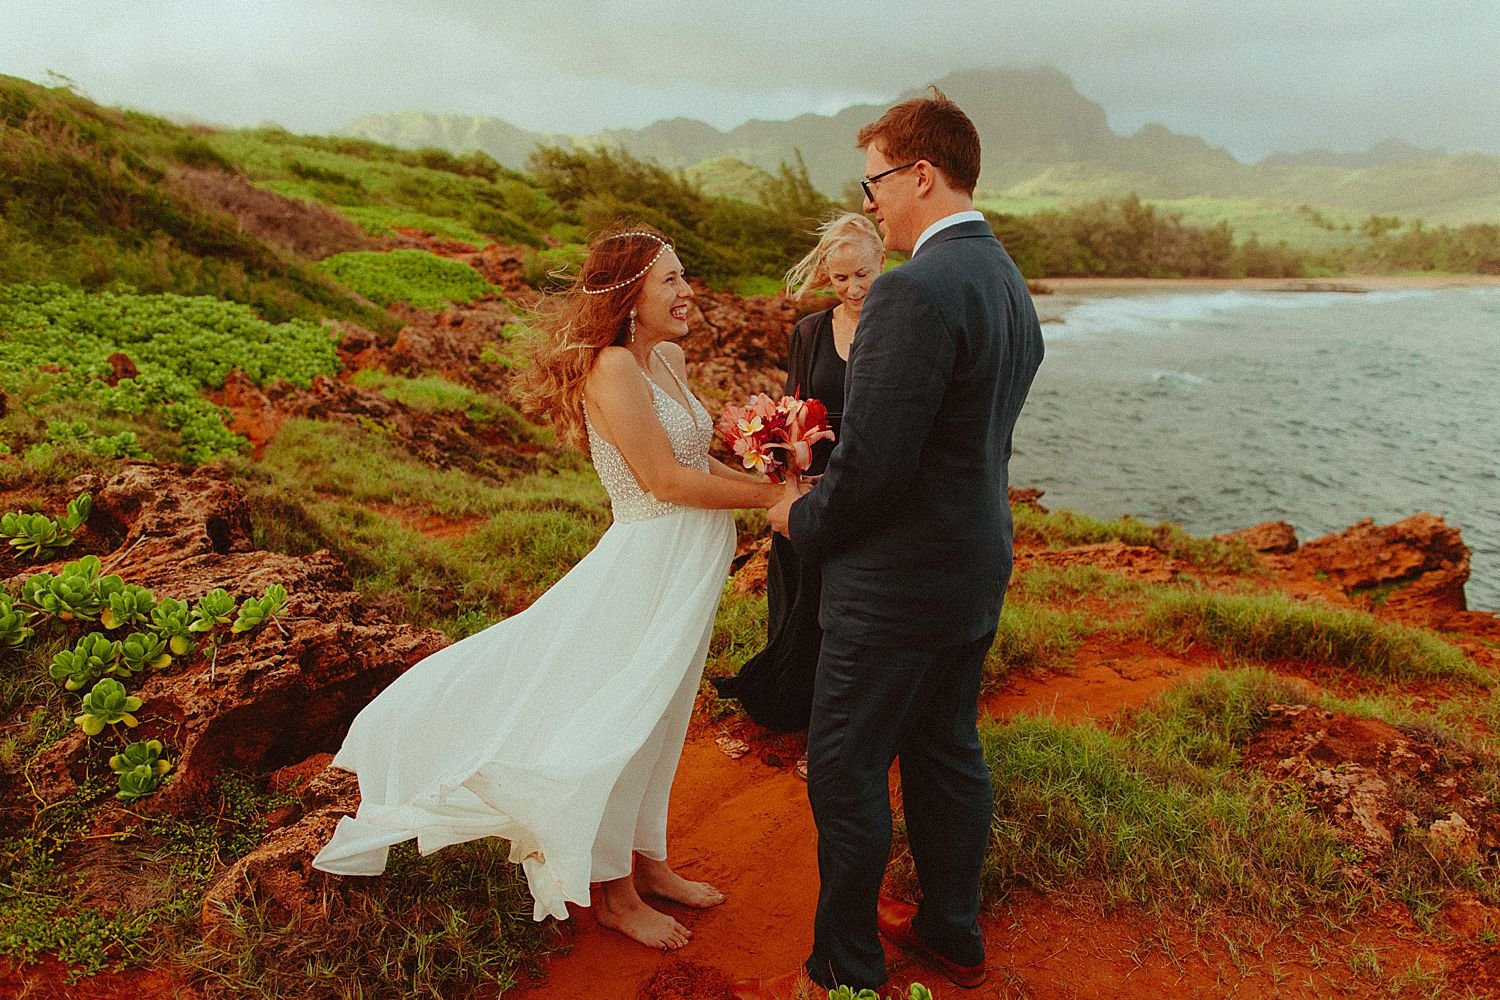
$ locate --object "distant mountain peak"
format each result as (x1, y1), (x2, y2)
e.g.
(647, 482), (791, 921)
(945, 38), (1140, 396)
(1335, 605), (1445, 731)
(1258, 137), (1448, 169)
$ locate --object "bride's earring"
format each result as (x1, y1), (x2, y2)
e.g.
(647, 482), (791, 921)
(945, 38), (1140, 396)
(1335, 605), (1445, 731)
(628, 309), (637, 345)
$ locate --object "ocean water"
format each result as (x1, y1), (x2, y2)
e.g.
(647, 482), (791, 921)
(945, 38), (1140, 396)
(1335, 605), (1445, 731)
(1010, 285), (1500, 611)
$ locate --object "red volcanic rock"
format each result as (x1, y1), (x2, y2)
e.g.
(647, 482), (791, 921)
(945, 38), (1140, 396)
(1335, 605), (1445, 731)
(1242, 703), (1500, 862)
(682, 283), (801, 406)
(1294, 514), (1470, 616)
(279, 374), (541, 473)
(384, 299), (523, 395)
(468, 243), (535, 299)
(200, 761), (359, 938)
(731, 536), (772, 596)
(218, 368), (286, 456)
(105, 352), (139, 386)
(1018, 541), (1181, 584)
(1008, 486), (1049, 512)
(1, 464), (446, 830)
(1217, 520), (1298, 555)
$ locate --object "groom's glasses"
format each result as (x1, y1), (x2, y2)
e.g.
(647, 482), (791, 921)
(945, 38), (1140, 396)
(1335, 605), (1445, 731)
(860, 161), (919, 204)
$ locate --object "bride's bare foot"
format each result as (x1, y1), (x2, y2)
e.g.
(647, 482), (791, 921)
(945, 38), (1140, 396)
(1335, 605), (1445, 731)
(597, 877), (691, 951)
(634, 856), (726, 909)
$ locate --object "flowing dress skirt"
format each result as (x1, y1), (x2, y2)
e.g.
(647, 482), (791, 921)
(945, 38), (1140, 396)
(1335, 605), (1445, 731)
(313, 506), (735, 920)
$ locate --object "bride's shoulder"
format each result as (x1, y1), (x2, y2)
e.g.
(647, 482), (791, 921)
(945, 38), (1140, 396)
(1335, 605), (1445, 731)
(657, 341), (687, 368)
(590, 346), (638, 381)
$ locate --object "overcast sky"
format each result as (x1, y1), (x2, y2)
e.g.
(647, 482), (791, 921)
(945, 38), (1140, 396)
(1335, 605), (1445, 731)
(4, 0), (1498, 163)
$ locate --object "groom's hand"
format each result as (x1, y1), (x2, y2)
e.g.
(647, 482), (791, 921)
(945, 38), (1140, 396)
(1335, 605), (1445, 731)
(767, 477), (806, 537)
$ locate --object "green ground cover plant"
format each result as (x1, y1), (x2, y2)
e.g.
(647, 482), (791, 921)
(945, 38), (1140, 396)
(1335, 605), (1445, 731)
(315, 249), (499, 309)
(0, 283), (340, 464)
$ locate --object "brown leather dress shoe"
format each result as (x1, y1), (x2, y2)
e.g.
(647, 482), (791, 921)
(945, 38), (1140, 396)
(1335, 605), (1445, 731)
(730, 967), (818, 1000)
(876, 895), (987, 989)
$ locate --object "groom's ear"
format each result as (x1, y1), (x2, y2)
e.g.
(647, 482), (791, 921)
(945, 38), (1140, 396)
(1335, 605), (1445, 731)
(913, 160), (941, 198)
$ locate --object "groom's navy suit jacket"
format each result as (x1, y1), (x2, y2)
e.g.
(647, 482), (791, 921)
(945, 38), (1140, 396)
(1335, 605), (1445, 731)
(788, 219), (1044, 648)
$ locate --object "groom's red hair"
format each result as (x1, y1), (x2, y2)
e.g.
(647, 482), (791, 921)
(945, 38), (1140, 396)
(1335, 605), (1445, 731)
(857, 87), (981, 195)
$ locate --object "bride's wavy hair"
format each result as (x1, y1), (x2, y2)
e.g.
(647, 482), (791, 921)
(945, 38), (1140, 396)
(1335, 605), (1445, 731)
(513, 224), (673, 453)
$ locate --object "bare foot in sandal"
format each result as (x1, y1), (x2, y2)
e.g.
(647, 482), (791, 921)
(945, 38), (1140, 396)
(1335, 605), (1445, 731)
(634, 855), (726, 908)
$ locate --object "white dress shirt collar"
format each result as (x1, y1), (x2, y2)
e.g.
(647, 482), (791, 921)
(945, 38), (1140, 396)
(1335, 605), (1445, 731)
(912, 210), (986, 256)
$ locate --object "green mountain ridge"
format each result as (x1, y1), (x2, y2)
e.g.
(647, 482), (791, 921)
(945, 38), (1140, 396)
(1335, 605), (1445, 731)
(343, 67), (1500, 226)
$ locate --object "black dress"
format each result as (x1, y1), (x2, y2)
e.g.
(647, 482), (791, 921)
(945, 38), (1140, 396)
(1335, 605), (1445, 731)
(713, 308), (846, 731)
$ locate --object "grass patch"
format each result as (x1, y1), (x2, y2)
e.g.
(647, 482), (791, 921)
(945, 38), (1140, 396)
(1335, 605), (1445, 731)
(187, 840), (560, 1000)
(1012, 504), (1256, 572)
(1012, 563), (1144, 604)
(333, 203), (490, 246)
(1139, 589), (1486, 685)
(0, 76), (387, 327)
(347, 370), (534, 439)
(971, 712), (1355, 919)
(983, 602), (1097, 687)
(207, 128), (556, 249)
(237, 418), (605, 633)
(899, 667), (1495, 927)
(703, 588), (770, 693)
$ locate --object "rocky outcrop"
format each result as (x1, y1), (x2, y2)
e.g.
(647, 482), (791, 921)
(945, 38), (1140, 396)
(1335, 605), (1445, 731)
(1216, 520), (1298, 555)
(1242, 704), (1499, 863)
(199, 754), (357, 938)
(2, 464), (445, 827)
(1293, 514), (1470, 615)
(683, 285), (803, 405)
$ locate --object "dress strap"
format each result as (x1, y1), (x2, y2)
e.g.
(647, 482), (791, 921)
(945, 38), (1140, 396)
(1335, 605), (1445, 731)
(647, 347), (705, 429)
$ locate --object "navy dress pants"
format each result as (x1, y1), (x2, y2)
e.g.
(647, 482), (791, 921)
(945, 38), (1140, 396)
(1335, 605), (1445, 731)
(802, 628), (995, 989)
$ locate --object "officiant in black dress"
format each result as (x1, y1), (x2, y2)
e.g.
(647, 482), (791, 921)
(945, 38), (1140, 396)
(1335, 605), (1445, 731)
(712, 214), (885, 741)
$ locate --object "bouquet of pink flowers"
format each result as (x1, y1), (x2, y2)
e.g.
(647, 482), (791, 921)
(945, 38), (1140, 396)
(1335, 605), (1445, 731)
(718, 394), (835, 483)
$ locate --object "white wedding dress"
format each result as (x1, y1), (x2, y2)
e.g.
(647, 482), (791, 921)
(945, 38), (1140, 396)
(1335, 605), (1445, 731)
(313, 351), (735, 920)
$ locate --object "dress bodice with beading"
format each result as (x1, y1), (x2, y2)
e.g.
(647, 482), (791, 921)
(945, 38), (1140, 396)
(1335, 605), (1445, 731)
(586, 351), (714, 523)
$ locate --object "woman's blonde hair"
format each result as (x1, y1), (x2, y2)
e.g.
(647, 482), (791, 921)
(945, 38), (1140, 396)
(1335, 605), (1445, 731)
(512, 224), (672, 453)
(783, 212), (884, 300)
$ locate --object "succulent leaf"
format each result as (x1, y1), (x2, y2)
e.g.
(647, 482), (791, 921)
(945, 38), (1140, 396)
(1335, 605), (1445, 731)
(232, 583), (288, 634)
(115, 763), (166, 802)
(102, 584), (157, 631)
(119, 631), (171, 674)
(189, 588), (236, 633)
(0, 595), (33, 647)
(75, 678), (146, 736)
(109, 739), (170, 776)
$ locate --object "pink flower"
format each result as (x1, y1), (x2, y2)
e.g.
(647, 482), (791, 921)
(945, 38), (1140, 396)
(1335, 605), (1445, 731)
(719, 392), (835, 482)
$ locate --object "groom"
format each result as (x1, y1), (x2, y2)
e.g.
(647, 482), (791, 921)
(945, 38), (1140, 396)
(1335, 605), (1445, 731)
(747, 89), (1044, 995)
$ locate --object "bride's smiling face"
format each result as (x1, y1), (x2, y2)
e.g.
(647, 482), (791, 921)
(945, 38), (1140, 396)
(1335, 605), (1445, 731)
(631, 250), (693, 341)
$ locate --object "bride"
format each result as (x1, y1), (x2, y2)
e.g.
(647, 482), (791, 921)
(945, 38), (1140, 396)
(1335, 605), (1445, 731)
(313, 226), (783, 951)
